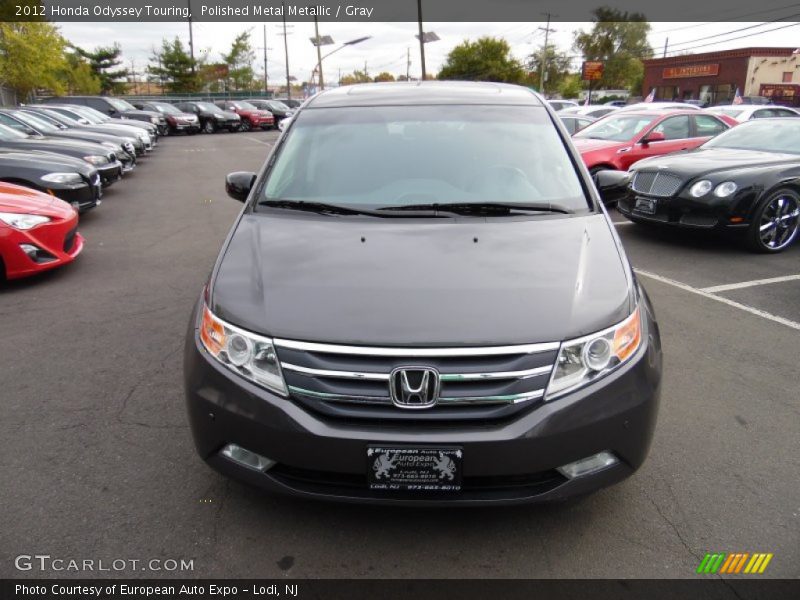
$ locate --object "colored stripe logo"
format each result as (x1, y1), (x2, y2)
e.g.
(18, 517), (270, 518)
(696, 553), (773, 574)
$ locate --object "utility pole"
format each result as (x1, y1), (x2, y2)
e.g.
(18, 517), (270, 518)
(280, 2), (292, 100)
(538, 13), (556, 97)
(313, 15), (324, 90)
(264, 23), (269, 96)
(417, 0), (426, 80)
(187, 0), (195, 74)
(406, 47), (411, 80)
(364, 60), (368, 79)
(663, 37), (669, 58)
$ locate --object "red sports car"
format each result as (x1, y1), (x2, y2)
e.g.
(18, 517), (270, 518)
(572, 110), (735, 175)
(0, 182), (84, 280)
(214, 100), (275, 131)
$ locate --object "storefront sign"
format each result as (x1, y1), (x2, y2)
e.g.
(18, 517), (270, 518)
(663, 64), (719, 79)
(582, 61), (604, 81)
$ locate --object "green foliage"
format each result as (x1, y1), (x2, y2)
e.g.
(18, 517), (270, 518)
(60, 49), (101, 94)
(573, 7), (652, 91)
(339, 70), (372, 86)
(223, 30), (255, 91)
(148, 37), (202, 93)
(558, 73), (584, 99)
(438, 37), (525, 83)
(76, 43), (129, 94)
(0, 22), (67, 99)
(373, 72), (395, 83)
(527, 46), (573, 93)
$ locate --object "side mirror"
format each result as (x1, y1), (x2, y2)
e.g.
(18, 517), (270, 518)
(225, 171), (257, 202)
(593, 170), (631, 205)
(641, 131), (665, 144)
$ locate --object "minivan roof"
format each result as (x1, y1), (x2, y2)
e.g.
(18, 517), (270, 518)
(306, 81), (544, 108)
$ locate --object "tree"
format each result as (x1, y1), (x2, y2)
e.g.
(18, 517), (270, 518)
(148, 37), (201, 93)
(373, 72), (395, 83)
(0, 22), (67, 99)
(558, 73), (584, 99)
(60, 48), (101, 94)
(527, 46), (574, 93)
(223, 30), (255, 91)
(573, 8), (651, 92)
(339, 70), (372, 86)
(438, 37), (525, 83)
(76, 43), (129, 94)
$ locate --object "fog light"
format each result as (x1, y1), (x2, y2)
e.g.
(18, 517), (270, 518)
(557, 451), (618, 479)
(220, 444), (275, 471)
(20, 243), (56, 264)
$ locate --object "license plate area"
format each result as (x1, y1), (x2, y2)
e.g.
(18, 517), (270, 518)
(634, 196), (657, 215)
(368, 446), (462, 492)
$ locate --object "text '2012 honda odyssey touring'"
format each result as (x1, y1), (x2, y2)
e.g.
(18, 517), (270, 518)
(184, 82), (662, 506)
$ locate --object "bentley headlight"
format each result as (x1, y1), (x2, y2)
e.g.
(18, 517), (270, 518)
(199, 304), (287, 396)
(713, 181), (738, 197)
(689, 180), (713, 198)
(41, 172), (83, 185)
(547, 306), (642, 399)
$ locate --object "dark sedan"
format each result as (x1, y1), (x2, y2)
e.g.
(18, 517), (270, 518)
(173, 101), (241, 134)
(609, 118), (800, 253)
(246, 99), (295, 124)
(0, 149), (101, 213)
(0, 123), (122, 187)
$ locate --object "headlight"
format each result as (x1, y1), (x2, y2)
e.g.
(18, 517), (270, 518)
(689, 180), (713, 198)
(83, 155), (108, 165)
(713, 181), (738, 197)
(0, 211), (51, 230)
(214, 114), (226, 120)
(199, 304), (287, 396)
(150, 117), (159, 124)
(546, 306), (642, 399)
(41, 172), (83, 185)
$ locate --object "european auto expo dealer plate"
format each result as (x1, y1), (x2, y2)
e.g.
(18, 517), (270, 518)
(368, 446), (462, 492)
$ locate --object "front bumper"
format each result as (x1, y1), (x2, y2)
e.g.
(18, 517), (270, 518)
(97, 161), (123, 187)
(1, 219), (84, 280)
(184, 294), (663, 506)
(48, 181), (100, 213)
(618, 191), (750, 230)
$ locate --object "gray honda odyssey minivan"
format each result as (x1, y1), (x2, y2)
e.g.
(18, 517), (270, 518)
(184, 82), (662, 505)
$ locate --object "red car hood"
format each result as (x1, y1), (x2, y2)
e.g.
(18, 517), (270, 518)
(0, 182), (73, 218)
(572, 137), (628, 153)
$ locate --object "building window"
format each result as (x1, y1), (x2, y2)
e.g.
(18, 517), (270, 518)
(783, 72), (793, 83)
(655, 85), (679, 101)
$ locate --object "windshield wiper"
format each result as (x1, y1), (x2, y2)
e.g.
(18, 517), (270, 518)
(258, 199), (441, 217)
(378, 202), (572, 215)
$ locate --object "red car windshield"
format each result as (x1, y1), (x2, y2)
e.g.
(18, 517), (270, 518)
(573, 114), (656, 142)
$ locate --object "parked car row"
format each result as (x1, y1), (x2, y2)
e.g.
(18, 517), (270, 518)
(0, 100), (171, 281)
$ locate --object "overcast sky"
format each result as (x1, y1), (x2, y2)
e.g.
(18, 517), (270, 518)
(57, 20), (800, 86)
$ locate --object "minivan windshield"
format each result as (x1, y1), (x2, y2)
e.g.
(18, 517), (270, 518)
(261, 105), (588, 212)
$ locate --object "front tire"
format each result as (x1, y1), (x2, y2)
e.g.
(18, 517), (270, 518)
(240, 120), (253, 132)
(203, 120), (217, 134)
(745, 188), (800, 253)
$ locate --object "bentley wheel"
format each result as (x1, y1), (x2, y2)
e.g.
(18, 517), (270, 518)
(746, 188), (800, 253)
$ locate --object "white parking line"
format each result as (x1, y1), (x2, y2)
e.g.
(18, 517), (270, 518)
(700, 274), (800, 293)
(245, 138), (274, 146)
(635, 269), (800, 332)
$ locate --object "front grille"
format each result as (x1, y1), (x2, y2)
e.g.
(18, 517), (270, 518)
(63, 227), (77, 252)
(108, 152), (117, 163)
(632, 171), (683, 197)
(275, 339), (559, 421)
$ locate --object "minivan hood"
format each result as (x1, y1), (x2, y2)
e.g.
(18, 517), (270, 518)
(211, 213), (633, 346)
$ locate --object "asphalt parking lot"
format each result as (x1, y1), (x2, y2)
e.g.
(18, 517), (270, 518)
(1, 130), (798, 580)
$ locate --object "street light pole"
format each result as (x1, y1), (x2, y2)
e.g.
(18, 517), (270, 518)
(313, 15), (324, 91)
(263, 24), (269, 94)
(282, 1), (291, 100)
(417, 0), (426, 80)
(187, 0), (195, 74)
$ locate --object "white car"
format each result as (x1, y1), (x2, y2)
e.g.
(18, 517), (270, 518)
(560, 105), (618, 119)
(548, 99), (580, 112)
(707, 104), (800, 123)
(618, 102), (702, 112)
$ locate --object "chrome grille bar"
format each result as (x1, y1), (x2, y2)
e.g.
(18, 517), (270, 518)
(281, 362), (552, 381)
(288, 386), (545, 406)
(274, 338), (559, 356)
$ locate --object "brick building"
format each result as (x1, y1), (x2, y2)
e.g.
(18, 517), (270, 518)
(642, 47), (800, 106)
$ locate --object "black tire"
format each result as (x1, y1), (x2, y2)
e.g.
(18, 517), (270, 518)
(203, 119), (217, 134)
(240, 120), (253, 132)
(745, 188), (800, 253)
